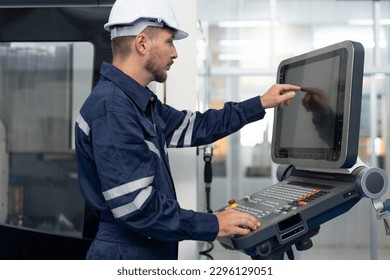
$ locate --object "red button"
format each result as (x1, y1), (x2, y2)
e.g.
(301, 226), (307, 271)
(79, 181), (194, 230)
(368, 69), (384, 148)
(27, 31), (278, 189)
(228, 199), (236, 205)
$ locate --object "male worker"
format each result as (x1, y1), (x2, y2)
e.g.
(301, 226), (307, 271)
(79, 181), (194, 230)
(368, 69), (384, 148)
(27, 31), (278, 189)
(75, 0), (300, 259)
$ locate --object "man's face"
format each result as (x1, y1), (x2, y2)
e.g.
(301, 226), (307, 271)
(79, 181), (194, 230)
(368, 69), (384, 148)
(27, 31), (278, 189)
(145, 28), (177, 83)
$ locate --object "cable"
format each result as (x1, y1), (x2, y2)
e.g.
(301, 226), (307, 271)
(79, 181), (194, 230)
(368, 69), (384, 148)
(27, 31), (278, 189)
(198, 145), (215, 260)
(199, 241), (214, 260)
(203, 146), (213, 213)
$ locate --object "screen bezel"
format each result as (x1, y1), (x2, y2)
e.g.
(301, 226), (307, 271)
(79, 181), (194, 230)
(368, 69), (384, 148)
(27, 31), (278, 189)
(271, 41), (364, 169)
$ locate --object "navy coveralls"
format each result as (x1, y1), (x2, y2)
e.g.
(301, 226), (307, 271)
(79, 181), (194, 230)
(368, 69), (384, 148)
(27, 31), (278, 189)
(75, 62), (266, 259)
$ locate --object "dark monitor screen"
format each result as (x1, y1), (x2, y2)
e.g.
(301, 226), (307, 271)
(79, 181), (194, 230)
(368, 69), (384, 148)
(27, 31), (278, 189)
(272, 41), (364, 169)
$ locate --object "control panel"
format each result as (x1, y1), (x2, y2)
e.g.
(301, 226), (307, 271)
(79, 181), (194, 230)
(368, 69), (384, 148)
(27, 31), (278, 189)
(227, 183), (329, 220)
(216, 166), (368, 259)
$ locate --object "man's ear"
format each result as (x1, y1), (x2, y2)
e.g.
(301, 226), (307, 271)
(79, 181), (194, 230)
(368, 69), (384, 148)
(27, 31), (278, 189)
(134, 33), (149, 55)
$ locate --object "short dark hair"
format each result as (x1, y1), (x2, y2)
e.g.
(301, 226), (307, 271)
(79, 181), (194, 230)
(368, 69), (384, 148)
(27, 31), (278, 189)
(111, 36), (133, 60)
(111, 26), (164, 59)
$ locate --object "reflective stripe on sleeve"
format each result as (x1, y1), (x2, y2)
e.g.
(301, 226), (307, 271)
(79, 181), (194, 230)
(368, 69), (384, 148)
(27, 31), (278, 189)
(111, 186), (153, 218)
(102, 175), (154, 201)
(76, 114), (90, 136)
(169, 110), (196, 147)
(183, 113), (196, 146)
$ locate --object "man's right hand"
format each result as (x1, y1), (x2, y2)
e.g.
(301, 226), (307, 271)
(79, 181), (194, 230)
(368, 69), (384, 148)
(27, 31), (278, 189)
(215, 209), (261, 237)
(260, 84), (300, 109)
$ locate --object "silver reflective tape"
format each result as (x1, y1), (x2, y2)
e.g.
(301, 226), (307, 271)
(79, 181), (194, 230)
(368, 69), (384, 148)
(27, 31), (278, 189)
(183, 112), (196, 147)
(170, 111), (192, 147)
(103, 176), (154, 201)
(145, 140), (161, 159)
(111, 186), (153, 218)
(77, 114), (90, 136)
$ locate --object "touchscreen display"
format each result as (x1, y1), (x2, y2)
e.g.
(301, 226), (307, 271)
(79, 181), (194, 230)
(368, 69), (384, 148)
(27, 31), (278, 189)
(272, 41), (364, 169)
(274, 49), (348, 162)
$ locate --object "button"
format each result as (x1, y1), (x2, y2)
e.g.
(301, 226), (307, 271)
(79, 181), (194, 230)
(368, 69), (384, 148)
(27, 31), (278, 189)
(230, 203), (238, 209)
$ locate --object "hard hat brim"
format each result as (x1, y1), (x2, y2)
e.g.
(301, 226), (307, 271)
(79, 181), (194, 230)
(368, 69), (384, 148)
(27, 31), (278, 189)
(106, 18), (188, 40)
(172, 29), (189, 40)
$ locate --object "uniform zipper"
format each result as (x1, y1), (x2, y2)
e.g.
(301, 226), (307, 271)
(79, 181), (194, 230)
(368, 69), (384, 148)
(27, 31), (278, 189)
(150, 97), (156, 131)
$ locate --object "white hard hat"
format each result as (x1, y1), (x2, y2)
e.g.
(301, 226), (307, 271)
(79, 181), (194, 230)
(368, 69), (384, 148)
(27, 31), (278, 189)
(104, 0), (188, 40)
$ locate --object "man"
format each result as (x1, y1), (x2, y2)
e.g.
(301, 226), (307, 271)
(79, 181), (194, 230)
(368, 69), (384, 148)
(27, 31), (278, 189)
(75, 0), (300, 260)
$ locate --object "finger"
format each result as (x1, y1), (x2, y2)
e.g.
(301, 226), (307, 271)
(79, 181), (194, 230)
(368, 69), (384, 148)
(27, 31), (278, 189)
(238, 213), (261, 230)
(280, 84), (301, 92)
(282, 90), (296, 98)
(246, 219), (261, 231)
(280, 99), (292, 108)
(278, 102), (286, 109)
(230, 223), (258, 236)
(285, 99), (293, 107)
(234, 226), (252, 236)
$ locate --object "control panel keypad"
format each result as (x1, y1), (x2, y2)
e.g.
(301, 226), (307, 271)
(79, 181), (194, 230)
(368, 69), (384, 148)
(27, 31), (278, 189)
(228, 182), (329, 218)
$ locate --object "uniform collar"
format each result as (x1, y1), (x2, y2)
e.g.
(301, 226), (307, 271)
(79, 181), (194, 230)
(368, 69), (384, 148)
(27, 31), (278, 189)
(100, 61), (156, 111)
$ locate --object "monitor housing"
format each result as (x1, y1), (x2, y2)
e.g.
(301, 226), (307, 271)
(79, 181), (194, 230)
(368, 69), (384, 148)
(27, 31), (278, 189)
(271, 40), (365, 170)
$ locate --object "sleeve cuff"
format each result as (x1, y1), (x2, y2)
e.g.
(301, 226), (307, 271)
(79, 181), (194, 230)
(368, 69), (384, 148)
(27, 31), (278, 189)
(240, 95), (266, 123)
(191, 212), (219, 241)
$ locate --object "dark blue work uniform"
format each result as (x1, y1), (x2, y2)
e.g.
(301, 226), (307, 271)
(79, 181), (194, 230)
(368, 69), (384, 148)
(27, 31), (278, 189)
(75, 62), (266, 259)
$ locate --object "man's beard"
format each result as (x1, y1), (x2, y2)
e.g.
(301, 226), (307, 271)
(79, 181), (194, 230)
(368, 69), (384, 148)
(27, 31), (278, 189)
(145, 48), (168, 83)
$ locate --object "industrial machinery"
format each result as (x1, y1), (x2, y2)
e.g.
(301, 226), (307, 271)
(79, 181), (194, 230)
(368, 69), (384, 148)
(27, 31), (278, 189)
(0, 1), (116, 259)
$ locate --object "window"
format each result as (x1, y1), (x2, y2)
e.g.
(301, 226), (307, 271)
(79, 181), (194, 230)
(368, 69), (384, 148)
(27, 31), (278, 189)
(197, 0), (390, 259)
